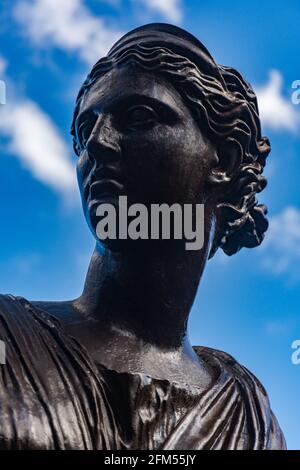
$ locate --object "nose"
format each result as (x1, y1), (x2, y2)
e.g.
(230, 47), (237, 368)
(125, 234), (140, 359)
(86, 114), (121, 164)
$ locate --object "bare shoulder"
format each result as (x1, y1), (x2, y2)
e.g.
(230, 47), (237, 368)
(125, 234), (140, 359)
(30, 298), (83, 325)
(193, 345), (286, 449)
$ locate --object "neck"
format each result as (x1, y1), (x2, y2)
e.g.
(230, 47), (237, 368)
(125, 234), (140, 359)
(78, 237), (210, 349)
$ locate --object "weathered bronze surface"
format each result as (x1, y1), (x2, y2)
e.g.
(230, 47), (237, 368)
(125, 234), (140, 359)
(0, 23), (286, 449)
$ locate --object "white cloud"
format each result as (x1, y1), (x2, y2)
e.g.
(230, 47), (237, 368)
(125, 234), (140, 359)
(13, 0), (123, 65)
(255, 70), (300, 133)
(0, 56), (6, 105)
(0, 56), (7, 75)
(0, 56), (76, 197)
(261, 206), (300, 276)
(0, 98), (76, 195)
(133, 0), (183, 22)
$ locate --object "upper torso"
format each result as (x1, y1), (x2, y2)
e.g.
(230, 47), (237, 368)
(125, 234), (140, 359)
(0, 294), (286, 450)
(31, 298), (212, 389)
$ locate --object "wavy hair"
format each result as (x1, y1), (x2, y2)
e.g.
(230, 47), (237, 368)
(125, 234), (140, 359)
(71, 43), (270, 258)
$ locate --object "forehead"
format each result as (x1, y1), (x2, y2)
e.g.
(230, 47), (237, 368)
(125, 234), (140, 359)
(78, 64), (186, 116)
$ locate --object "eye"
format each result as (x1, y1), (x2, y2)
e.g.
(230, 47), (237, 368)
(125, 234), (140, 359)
(76, 117), (96, 151)
(124, 105), (158, 131)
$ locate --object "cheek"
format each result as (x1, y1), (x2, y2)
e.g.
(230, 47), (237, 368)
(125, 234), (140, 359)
(76, 152), (92, 194)
(122, 124), (212, 203)
(171, 124), (214, 199)
(121, 128), (177, 201)
(123, 126), (188, 172)
(151, 125), (208, 194)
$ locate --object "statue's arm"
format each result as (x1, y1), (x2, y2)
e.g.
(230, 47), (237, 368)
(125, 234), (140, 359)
(267, 411), (287, 449)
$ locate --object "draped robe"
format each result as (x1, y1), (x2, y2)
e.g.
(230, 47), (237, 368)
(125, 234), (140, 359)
(0, 294), (286, 450)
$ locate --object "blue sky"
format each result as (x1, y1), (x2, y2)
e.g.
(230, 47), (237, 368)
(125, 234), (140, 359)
(0, 0), (300, 449)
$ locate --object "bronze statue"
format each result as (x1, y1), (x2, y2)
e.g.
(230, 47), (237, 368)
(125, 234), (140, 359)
(0, 23), (286, 449)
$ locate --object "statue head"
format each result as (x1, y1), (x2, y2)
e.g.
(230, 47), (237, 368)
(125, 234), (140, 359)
(71, 23), (270, 259)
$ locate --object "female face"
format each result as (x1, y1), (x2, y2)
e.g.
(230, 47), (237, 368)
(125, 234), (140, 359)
(75, 64), (217, 246)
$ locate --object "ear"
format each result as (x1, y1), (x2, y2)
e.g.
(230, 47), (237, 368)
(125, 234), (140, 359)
(208, 138), (242, 186)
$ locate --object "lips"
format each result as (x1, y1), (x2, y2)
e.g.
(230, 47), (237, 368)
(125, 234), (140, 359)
(86, 166), (126, 200)
(90, 179), (124, 197)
